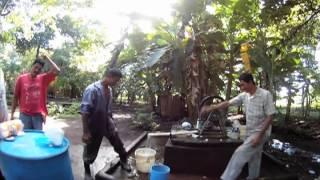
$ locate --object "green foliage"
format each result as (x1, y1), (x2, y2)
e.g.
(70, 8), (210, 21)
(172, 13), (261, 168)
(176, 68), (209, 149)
(15, 22), (55, 55)
(48, 102), (64, 115)
(127, 29), (148, 53)
(56, 15), (81, 40)
(132, 112), (159, 131)
(0, 0), (319, 121)
(48, 102), (80, 116)
(0, 31), (14, 43)
(63, 103), (81, 115)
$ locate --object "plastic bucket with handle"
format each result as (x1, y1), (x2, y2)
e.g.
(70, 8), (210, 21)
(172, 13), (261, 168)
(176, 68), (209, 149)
(134, 148), (156, 173)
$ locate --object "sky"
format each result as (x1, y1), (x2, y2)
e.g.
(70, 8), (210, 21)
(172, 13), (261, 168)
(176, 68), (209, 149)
(85, 0), (174, 42)
(66, 0), (175, 71)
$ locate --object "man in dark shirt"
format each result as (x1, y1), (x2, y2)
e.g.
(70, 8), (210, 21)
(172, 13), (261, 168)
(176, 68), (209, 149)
(80, 69), (130, 178)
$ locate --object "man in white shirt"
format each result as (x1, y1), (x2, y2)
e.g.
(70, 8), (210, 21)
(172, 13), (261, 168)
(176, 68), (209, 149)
(0, 68), (8, 122)
(0, 68), (7, 180)
(201, 73), (276, 180)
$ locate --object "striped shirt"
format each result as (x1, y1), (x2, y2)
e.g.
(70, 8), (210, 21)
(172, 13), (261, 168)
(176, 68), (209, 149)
(229, 87), (276, 135)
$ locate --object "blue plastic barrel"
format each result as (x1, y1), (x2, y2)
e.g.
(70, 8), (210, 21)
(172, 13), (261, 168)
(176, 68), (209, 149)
(0, 130), (73, 180)
(150, 164), (170, 180)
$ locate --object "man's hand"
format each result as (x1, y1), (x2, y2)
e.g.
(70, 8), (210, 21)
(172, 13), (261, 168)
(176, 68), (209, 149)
(81, 114), (91, 143)
(40, 54), (61, 74)
(42, 115), (46, 124)
(82, 131), (92, 144)
(250, 133), (263, 147)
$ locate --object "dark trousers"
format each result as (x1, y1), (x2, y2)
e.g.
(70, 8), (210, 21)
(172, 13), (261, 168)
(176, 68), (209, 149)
(83, 131), (127, 165)
(0, 170), (5, 180)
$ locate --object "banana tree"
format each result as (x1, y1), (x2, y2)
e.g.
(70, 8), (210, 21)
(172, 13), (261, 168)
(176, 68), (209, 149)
(118, 0), (228, 121)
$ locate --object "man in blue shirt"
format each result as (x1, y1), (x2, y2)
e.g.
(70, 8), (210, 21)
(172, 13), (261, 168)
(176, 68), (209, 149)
(80, 69), (130, 178)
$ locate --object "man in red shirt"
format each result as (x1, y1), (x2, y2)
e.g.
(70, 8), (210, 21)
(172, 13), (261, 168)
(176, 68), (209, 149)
(11, 55), (60, 130)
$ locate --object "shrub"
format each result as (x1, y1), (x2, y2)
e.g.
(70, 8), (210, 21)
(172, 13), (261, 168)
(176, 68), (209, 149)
(132, 112), (159, 131)
(47, 102), (80, 116)
(63, 103), (81, 115)
(48, 102), (64, 115)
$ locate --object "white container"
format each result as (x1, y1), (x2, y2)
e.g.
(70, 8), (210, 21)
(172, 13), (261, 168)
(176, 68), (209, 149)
(44, 127), (64, 146)
(135, 148), (156, 173)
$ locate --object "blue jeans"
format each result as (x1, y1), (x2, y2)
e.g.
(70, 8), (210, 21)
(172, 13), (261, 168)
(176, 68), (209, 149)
(19, 113), (43, 130)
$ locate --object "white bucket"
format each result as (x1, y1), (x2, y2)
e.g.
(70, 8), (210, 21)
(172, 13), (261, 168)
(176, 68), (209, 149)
(135, 148), (156, 173)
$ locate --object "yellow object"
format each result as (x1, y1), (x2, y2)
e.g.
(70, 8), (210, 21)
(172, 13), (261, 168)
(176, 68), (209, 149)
(12, 120), (23, 132)
(0, 120), (24, 138)
(240, 43), (252, 72)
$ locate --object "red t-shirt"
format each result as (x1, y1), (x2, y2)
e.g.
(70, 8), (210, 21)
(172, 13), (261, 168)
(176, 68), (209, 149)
(14, 72), (56, 116)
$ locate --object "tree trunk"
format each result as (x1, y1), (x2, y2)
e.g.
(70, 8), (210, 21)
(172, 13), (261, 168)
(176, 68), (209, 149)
(285, 89), (292, 122)
(185, 54), (201, 122)
(108, 43), (124, 68)
(258, 72), (262, 87)
(285, 79), (293, 123)
(226, 74), (232, 100)
(146, 82), (156, 111)
(199, 58), (208, 97)
(261, 72), (269, 90)
(226, 58), (234, 100)
(305, 84), (311, 118)
(36, 43), (41, 58)
(107, 30), (128, 69)
(128, 94), (135, 104)
(186, 95), (198, 122)
(70, 84), (77, 99)
(274, 89), (277, 107)
(301, 85), (305, 117)
(119, 93), (123, 105)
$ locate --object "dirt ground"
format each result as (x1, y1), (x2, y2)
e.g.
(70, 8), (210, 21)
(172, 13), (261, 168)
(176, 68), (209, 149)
(43, 106), (144, 180)
(270, 126), (320, 179)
